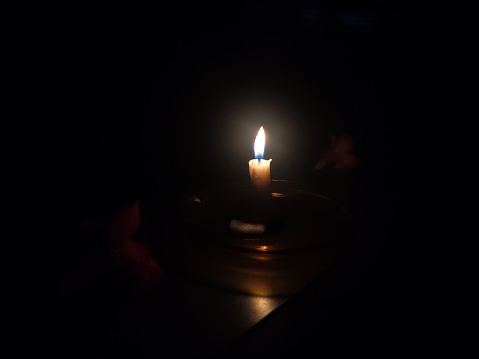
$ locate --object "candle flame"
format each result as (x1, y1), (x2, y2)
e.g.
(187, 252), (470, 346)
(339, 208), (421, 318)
(254, 126), (265, 159)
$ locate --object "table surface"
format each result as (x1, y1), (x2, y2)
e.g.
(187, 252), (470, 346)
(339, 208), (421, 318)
(10, 171), (477, 358)
(124, 176), (376, 358)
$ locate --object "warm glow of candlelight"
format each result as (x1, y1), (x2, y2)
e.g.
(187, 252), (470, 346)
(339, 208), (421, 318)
(249, 126), (272, 191)
(254, 126), (266, 159)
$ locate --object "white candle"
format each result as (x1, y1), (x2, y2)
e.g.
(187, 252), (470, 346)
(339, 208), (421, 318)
(249, 126), (272, 191)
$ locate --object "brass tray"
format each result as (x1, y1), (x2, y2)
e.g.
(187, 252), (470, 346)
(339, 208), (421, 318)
(147, 180), (357, 297)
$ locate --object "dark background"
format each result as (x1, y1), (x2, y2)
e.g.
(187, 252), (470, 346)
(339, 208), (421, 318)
(4, 1), (476, 357)
(4, 1), (474, 206)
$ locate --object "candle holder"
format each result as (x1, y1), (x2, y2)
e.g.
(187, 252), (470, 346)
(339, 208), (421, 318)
(147, 180), (359, 297)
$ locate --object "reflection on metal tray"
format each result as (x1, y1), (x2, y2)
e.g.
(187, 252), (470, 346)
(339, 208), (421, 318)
(184, 180), (351, 252)
(156, 180), (358, 297)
